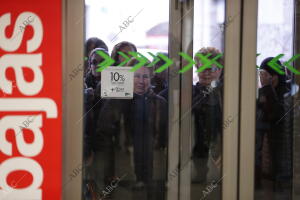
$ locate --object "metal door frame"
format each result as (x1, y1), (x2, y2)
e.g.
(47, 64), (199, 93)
(238, 0), (258, 199)
(293, 1), (300, 199)
(62, 0), (84, 199)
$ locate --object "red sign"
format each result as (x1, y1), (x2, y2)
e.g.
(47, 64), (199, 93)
(0, 0), (62, 199)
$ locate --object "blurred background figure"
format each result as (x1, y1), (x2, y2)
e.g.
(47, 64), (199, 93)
(255, 57), (292, 192)
(110, 41), (138, 151)
(84, 37), (109, 76)
(83, 47), (110, 199)
(124, 58), (167, 192)
(94, 58), (167, 199)
(111, 41), (137, 66)
(192, 47), (223, 188)
(151, 53), (169, 94)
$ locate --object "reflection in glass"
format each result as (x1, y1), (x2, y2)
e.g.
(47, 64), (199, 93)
(82, 1), (169, 200)
(190, 0), (225, 199)
(191, 47), (224, 200)
(255, 0), (294, 199)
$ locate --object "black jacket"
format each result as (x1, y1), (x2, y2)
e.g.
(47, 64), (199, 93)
(83, 72), (103, 155)
(256, 84), (292, 180)
(93, 89), (168, 151)
(192, 81), (223, 159)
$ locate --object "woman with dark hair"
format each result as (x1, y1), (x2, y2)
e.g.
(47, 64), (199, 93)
(255, 57), (292, 191)
(83, 48), (110, 199)
(111, 41), (137, 66)
(84, 37), (108, 76)
(84, 47), (110, 157)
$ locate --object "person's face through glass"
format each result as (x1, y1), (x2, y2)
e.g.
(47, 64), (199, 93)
(258, 69), (278, 88)
(196, 61), (222, 86)
(90, 52), (104, 77)
(134, 67), (151, 95)
(118, 46), (135, 64)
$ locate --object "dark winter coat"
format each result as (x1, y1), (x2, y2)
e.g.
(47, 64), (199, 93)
(93, 89), (168, 151)
(192, 81), (223, 159)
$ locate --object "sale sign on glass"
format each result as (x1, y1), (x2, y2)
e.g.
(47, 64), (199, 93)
(0, 0), (62, 199)
(101, 67), (134, 99)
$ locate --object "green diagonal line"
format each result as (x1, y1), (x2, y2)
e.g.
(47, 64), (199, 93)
(196, 53), (223, 73)
(147, 52), (160, 68)
(128, 51), (148, 72)
(117, 51), (131, 66)
(212, 54), (223, 68)
(194, 53), (211, 73)
(96, 50), (115, 72)
(267, 54), (285, 75)
(178, 52), (196, 73)
(284, 54), (300, 75)
(195, 53), (211, 72)
(154, 53), (173, 73)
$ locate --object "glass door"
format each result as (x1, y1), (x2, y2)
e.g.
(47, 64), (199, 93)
(62, 0), (259, 200)
(254, 0), (296, 199)
(82, 1), (171, 200)
(238, 0), (300, 200)
(176, 0), (245, 200)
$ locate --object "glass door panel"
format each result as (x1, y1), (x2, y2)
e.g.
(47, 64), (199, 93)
(254, 0), (295, 199)
(190, 1), (226, 199)
(82, 1), (170, 200)
(176, 0), (242, 199)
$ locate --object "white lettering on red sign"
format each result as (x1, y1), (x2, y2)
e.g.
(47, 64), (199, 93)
(0, 11), (57, 199)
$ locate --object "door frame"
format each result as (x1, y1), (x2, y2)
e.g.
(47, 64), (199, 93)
(238, 0), (258, 199)
(62, 0), (84, 199)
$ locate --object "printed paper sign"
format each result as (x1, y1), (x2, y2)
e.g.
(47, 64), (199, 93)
(101, 67), (134, 99)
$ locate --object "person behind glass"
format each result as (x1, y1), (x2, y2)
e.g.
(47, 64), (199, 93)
(124, 58), (168, 190)
(84, 37), (108, 77)
(83, 48), (109, 198)
(192, 47), (223, 183)
(84, 47), (109, 156)
(84, 47), (108, 129)
(111, 41), (137, 66)
(94, 58), (167, 193)
(151, 52), (169, 94)
(151, 53), (169, 150)
(110, 41), (137, 151)
(255, 57), (291, 191)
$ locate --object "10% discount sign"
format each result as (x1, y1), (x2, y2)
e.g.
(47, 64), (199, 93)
(101, 67), (134, 99)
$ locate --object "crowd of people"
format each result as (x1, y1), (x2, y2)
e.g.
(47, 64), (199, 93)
(83, 38), (168, 200)
(81, 37), (293, 199)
